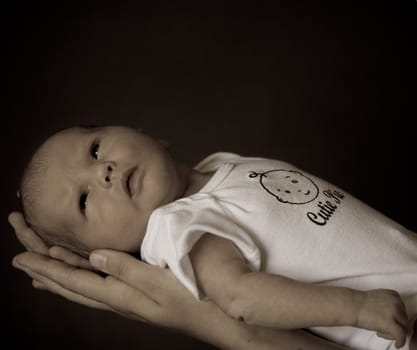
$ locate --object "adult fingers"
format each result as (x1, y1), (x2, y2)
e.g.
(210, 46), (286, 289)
(30, 277), (149, 323)
(32, 279), (46, 290)
(13, 252), (103, 294)
(89, 250), (199, 325)
(13, 252), (160, 322)
(26, 270), (112, 311)
(8, 211), (49, 254)
(49, 246), (93, 270)
(90, 249), (168, 293)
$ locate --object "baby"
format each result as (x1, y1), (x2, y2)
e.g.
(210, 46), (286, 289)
(18, 125), (417, 350)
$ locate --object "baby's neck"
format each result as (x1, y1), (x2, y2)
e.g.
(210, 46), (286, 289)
(178, 162), (213, 198)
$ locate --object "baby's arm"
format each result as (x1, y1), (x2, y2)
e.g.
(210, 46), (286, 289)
(190, 234), (408, 348)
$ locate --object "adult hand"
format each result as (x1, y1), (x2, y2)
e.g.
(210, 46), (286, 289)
(9, 211), (351, 350)
(12, 250), (208, 326)
(9, 211), (201, 325)
(12, 250), (351, 350)
(8, 211), (250, 347)
(9, 211), (92, 269)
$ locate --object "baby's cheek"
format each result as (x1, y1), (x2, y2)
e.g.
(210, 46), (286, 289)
(118, 208), (148, 244)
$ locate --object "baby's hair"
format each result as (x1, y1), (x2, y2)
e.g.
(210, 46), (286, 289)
(18, 150), (47, 227)
(18, 152), (90, 257)
(17, 126), (97, 258)
(18, 124), (104, 220)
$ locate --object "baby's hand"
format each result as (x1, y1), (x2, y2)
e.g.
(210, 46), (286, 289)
(357, 289), (408, 348)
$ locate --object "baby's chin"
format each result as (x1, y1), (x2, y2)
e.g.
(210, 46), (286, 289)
(101, 236), (143, 254)
(119, 244), (141, 254)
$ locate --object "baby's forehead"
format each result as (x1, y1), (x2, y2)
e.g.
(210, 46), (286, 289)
(28, 129), (84, 192)
(37, 127), (91, 157)
(45, 127), (90, 145)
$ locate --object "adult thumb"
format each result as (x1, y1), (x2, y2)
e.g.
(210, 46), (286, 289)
(89, 249), (157, 286)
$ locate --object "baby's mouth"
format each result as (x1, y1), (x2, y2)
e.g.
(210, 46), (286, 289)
(123, 167), (137, 198)
(126, 172), (133, 197)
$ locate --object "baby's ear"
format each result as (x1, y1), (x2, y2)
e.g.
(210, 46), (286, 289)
(16, 189), (21, 199)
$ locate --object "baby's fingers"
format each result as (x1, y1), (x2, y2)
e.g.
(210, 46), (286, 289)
(396, 303), (409, 330)
(377, 322), (406, 349)
(394, 303), (408, 348)
(395, 333), (406, 349)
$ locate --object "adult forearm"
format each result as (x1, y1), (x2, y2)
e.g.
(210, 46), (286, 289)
(247, 328), (352, 350)
(179, 298), (351, 350)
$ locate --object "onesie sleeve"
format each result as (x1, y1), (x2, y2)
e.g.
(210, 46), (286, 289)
(140, 193), (261, 300)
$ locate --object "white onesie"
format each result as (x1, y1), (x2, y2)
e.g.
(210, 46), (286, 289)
(141, 153), (417, 350)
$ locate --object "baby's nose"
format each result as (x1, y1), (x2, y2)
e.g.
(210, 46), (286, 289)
(95, 161), (116, 187)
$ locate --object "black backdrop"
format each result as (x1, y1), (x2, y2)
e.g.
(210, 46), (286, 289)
(2, 2), (416, 349)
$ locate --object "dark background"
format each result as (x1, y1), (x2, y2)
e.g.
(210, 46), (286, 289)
(2, 1), (416, 349)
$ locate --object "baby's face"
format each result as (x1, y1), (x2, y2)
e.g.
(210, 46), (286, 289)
(33, 126), (184, 252)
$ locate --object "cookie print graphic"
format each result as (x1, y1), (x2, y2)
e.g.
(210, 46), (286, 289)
(249, 169), (319, 204)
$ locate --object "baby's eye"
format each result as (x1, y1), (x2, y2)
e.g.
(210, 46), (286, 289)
(79, 193), (88, 212)
(90, 141), (100, 160)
